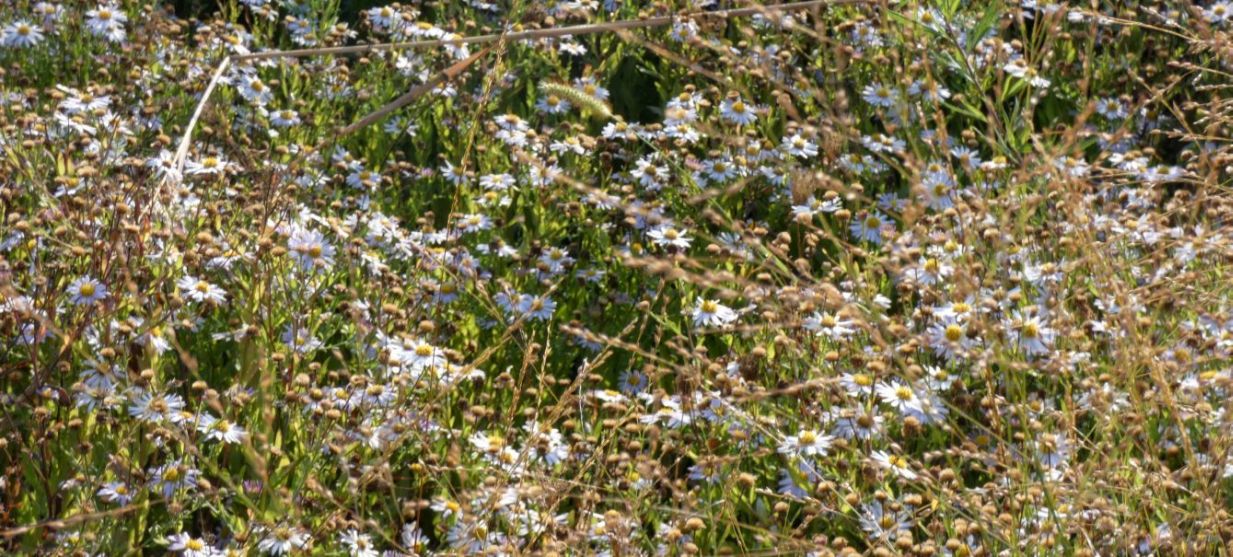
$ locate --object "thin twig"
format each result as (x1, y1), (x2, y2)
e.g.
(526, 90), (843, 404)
(336, 46), (493, 137)
(170, 57), (231, 175)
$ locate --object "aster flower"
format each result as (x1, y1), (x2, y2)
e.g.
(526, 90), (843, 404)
(871, 450), (918, 480)
(339, 529), (379, 557)
(803, 311), (857, 340)
(85, 3), (127, 42)
(876, 380), (923, 415)
(861, 83), (899, 108)
(281, 324), (323, 353)
(128, 391), (186, 423)
(2, 21), (44, 48)
(167, 533), (214, 557)
(150, 460), (200, 498)
(177, 275), (227, 305)
(778, 429), (832, 457)
(184, 155), (229, 176)
(831, 409), (884, 440)
(619, 370), (648, 394)
(197, 414), (248, 444)
(97, 482), (134, 505)
(1007, 310), (1056, 357)
(858, 500), (912, 541)
(928, 318), (975, 361)
(270, 108), (301, 127)
(690, 298), (738, 328)
(648, 224), (692, 250)
(257, 526), (310, 556)
(850, 211), (891, 244)
(838, 372), (877, 399)
(68, 276), (108, 306)
(237, 74), (275, 105)
(791, 195), (842, 220)
(719, 96), (758, 125)
(781, 133), (818, 158)
(287, 227), (336, 271)
(515, 294), (556, 321)
(536, 93), (572, 114)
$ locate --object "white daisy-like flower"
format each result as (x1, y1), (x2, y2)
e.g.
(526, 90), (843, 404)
(257, 526), (311, 556)
(287, 227), (336, 271)
(927, 318), (974, 361)
(719, 96), (759, 125)
(778, 429), (832, 457)
(177, 275), (227, 305)
(875, 381), (923, 415)
(167, 533), (214, 557)
(97, 481), (134, 505)
(184, 155), (229, 176)
(197, 414), (248, 444)
(1, 21), (44, 48)
(1007, 310), (1056, 357)
(871, 450), (918, 480)
(339, 529), (379, 557)
(861, 83), (898, 108)
(68, 276), (108, 305)
(782, 133), (818, 158)
(648, 224), (692, 250)
(804, 311), (857, 340)
(690, 298), (738, 328)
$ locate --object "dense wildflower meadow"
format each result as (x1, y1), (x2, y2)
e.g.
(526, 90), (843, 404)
(4, 0), (1233, 554)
